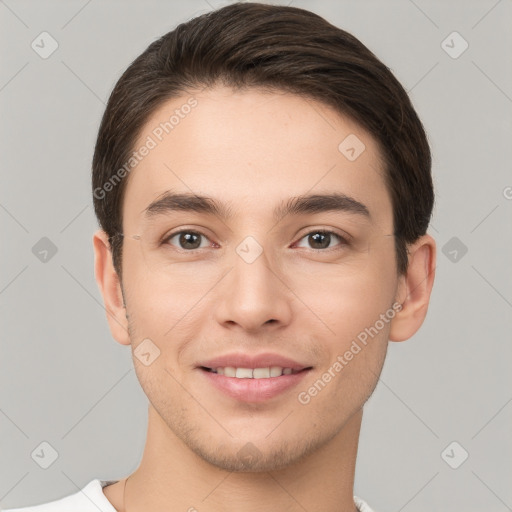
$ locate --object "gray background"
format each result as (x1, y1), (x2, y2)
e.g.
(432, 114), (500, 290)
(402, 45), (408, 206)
(1, 0), (511, 510)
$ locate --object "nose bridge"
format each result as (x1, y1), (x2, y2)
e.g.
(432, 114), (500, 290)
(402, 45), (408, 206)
(214, 237), (292, 330)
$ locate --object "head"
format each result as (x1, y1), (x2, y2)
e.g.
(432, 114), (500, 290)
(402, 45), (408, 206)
(92, 2), (435, 472)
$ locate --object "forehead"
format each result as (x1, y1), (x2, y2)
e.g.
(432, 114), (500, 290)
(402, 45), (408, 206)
(122, 85), (392, 232)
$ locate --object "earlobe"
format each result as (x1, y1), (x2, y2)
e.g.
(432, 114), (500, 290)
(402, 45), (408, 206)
(92, 229), (131, 346)
(389, 234), (436, 342)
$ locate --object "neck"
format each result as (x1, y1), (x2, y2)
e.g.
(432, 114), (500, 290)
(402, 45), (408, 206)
(114, 404), (362, 512)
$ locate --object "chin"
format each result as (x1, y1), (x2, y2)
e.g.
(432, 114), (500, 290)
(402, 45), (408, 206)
(184, 431), (323, 473)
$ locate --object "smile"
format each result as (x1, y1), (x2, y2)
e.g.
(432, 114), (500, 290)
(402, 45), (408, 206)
(201, 366), (305, 378)
(198, 360), (312, 402)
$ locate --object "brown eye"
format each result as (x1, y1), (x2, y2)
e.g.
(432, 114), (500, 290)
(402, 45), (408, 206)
(164, 231), (210, 250)
(295, 230), (348, 251)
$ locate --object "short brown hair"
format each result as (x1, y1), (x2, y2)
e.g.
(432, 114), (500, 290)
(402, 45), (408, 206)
(92, 2), (434, 280)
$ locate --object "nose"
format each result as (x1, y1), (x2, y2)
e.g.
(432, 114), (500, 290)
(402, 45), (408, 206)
(214, 246), (293, 333)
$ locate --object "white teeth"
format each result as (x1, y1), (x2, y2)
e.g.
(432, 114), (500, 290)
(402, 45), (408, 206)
(235, 367), (253, 378)
(270, 366), (283, 377)
(223, 366), (236, 377)
(212, 366), (296, 378)
(252, 367), (270, 379)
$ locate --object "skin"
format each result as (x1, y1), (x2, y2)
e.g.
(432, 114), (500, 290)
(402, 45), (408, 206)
(93, 85), (436, 512)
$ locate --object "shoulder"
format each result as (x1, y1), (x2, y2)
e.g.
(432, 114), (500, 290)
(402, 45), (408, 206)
(1, 479), (119, 512)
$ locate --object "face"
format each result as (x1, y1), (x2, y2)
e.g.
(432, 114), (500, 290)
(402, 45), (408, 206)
(117, 85), (401, 471)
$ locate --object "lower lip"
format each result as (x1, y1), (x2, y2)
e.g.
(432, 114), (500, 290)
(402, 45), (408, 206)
(199, 368), (311, 403)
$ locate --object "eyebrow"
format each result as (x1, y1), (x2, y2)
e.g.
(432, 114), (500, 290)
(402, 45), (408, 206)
(142, 190), (371, 223)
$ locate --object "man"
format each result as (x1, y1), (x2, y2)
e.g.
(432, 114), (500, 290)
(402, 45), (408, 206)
(5, 2), (435, 511)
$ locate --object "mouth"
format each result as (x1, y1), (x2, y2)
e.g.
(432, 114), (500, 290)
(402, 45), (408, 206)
(196, 354), (313, 402)
(200, 366), (310, 378)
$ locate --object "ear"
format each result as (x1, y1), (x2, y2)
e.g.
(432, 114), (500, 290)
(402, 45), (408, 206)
(92, 229), (131, 346)
(389, 234), (436, 342)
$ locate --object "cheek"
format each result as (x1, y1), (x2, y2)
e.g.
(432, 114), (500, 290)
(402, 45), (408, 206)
(295, 269), (393, 416)
(122, 246), (212, 327)
(295, 258), (397, 343)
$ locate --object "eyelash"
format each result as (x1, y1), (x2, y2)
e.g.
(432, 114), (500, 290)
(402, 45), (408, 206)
(161, 229), (350, 253)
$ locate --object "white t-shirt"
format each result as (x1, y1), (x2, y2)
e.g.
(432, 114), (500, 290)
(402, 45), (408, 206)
(1, 479), (376, 511)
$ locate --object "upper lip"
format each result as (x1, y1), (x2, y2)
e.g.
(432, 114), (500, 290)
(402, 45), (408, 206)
(197, 352), (312, 371)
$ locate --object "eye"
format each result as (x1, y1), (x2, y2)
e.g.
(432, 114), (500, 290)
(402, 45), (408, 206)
(163, 230), (212, 250)
(294, 230), (349, 251)
(161, 229), (349, 252)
